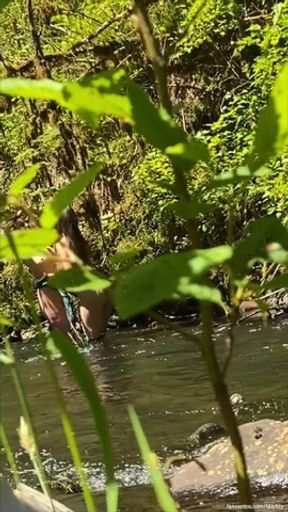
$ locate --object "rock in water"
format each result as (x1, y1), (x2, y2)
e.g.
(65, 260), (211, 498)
(170, 419), (288, 498)
(230, 393), (244, 405)
(188, 423), (226, 450)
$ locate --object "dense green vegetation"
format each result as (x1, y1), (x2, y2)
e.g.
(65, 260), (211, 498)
(1, 1), (288, 510)
(1, 0), (288, 322)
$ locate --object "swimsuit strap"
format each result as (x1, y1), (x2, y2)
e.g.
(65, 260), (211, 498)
(35, 275), (49, 289)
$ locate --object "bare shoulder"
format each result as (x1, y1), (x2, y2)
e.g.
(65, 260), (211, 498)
(55, 236), (76, 268)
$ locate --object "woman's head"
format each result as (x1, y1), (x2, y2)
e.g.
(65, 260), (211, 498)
(56, 208), (91, 265)
(56, 208), (78, 237)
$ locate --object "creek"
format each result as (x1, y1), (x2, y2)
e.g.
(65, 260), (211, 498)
(1, 319), (288, 511)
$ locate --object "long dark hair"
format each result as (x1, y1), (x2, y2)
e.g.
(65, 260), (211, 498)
(56, 208), (91, 265)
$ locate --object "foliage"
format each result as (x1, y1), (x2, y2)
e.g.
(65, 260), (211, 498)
(0, 2), (288, 509)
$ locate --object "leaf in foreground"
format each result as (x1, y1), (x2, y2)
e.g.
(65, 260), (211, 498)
(210, 166), (271, 188)
(248, 63), (288, 171)
(115, 246), (232, 317)
(48, 265), (111, 292)
(128, 406), (178, 512)
(231, 217), (288, 277)
(0, 75), (132, 126)
(0, 229), (58, 260)
(8, 164), (41, 197)
(40, 164), (103, 228)
(50, 330), (117, 495)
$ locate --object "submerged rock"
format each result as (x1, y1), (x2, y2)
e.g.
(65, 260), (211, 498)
(170, 419), (288, 498)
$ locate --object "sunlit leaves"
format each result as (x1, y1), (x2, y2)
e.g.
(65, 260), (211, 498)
(8, 164), (41, 198)
(0, 228), (58, 260)
(210, 166), (271, 188)
(0, 73), (210, 171)
(0, 316), (13, 327)
(80, 69), (127, 92)
(127, 80), (210, 170)
(165, 140), (210, 170)
(48, 265), (111, 293)
(0, 76), (132, 127)
(40, 163), (103, 229)
(248, 63), (288, 171)
(231, 217), (288, 277)
(169, 198), (214, 219)
(115, 246), (232, 317)
(0, 78), (64, 103)
(62, 82), (132, 125)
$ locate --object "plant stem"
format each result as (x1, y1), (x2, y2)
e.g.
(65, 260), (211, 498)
(132, 0), (172, 114)
(6, 340), (52, 500)
(0, 423), (20, 485)
(45, 353), (97, 512)
(200, 303), (253, 509)
(131, 4), (254, 506)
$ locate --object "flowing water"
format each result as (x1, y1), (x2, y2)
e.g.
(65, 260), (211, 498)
(1, 319), (288, 511)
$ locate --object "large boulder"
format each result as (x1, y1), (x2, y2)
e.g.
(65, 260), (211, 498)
(170, 419), (288, 498)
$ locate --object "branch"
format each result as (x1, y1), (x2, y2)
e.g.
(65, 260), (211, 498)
(27, 0), (51, 78)
(15, 19), (136, 77)
(131, 0), (172, 113)
(73, 11), (130, 52)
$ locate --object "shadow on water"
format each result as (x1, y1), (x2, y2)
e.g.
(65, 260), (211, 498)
(0, 318), (287, 511)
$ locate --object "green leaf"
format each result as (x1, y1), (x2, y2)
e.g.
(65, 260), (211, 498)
(127, 81), (210, 169)
(0, 316), (13, 327)
(49, 330), (116, 486)
(169, 198), (214, 219)
(0, 78), (64, 102)
(110, 248), (143, 267)
(128, 406), (178, 512)
(0, 351), (14, 365)
(62, 82), (132, 124)
(210, 166), (271, 188)
(8, 164), (41, 197)
(231, 217), (288, 277)
(80, 69), (127, 92)
(48, 265), (111, 293)
(0, 0), (12, 10)
(127, 80), (186, 151)
(115, 246), (231, 317)
(40, 164), (103, 229)
(0, 228), (58, 260)
(172, 282), (223, 305)
(165, 140), (210, 170)
(0, 73), (132, 127)
(248, 63), (288, 171)
(261, 274), (288, 291)
(0, 74), (209, 171)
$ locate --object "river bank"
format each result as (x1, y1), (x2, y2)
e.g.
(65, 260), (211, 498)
(3, 288), (288, 345)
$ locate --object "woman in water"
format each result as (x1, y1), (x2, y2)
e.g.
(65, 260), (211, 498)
(24, 208), (112, 342)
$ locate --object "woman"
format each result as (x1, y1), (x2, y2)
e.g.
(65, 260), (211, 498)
(26, 208), (112, 342)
